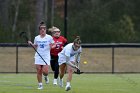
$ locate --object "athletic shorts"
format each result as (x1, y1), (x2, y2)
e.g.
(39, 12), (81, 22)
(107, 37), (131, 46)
(35, 57), (50, 65)
(58, 55), (75, 65)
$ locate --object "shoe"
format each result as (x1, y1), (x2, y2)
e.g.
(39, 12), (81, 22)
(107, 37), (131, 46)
(37, 85), (43, 89)
(65, 85), (71, 91)
(44, 76), (49, 84)
(59, 78), (63, 87)
(53, 79), (57, 85)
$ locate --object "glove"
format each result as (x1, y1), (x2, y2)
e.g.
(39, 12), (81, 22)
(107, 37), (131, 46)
(77, 69), (81, 74)
(74, 69), (84, 75)
(75, 65), (79, 70)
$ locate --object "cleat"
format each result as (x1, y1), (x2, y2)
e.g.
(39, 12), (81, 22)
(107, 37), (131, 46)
(37, 85), (43, 89)
(65, 85), (71, 91)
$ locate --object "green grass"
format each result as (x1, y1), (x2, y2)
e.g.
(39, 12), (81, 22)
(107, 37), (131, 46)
(0, 74), (140, 93)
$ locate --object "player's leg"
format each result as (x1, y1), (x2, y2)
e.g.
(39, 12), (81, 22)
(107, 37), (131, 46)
(36, 65), (43, 89)
(50, 57), (55, 84)
(65, 64), (74, 91)
(59, 63), (66, 87)
(65, 56), (75, 91)
(67, 64), (74, 82)
(59, 63), (66, 79)
(53, 56), (59, 85)
(50, 56), (59, 85)
(43, 65), (49, 84)
(51, 59), (57, 85)
(50, 55), (55, 72)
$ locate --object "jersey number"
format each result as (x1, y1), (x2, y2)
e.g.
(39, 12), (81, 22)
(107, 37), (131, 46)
(39, 44), (44, 48)
(56, 44), (60, 49)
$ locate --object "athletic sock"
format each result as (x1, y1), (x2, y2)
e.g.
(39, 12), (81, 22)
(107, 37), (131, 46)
(44, 76), (49, 84)
(38, 83), (42, 86)
(66, 82), (70, 86)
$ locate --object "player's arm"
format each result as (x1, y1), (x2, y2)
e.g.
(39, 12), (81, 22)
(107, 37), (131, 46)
(76, 47), (82, 66)
(50, 36), (56, 49)
(65, 55), (79, 69)
(75, 52), (81, 68)
(66, 61), (79, 69)
(76, 52), (81, 63)
(50, 43), (56, 49)
(61, 38), (68, 49)
(28, 40), (37, 48)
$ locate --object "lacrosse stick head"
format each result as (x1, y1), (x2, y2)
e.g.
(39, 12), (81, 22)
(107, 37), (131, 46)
(74, 69), (84, 75)
(19, 31), (29, 42)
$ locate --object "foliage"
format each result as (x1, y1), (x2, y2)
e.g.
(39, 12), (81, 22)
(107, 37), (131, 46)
(0, 0), (140, 43)
(67, 0), (140, 43)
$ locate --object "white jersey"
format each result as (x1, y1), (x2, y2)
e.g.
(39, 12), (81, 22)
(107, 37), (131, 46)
(34, 34), (54, 65)
(58, 43), (82, 65)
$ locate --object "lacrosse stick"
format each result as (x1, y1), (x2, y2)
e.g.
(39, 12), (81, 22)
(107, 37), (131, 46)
(19, 31), (48, 65)
(73, 54), (84, 75)
(74, 62), (84, 75)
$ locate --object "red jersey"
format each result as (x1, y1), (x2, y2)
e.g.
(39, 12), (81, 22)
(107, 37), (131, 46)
(51, 36), (67, 56)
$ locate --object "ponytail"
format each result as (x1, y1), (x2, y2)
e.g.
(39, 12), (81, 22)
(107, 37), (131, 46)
(74, 36), (81, 44)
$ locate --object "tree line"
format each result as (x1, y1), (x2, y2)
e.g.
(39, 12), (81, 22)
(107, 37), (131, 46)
(0, 0), (140, 43)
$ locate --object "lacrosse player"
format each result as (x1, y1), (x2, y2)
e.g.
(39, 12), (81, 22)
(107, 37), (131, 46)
(28, 22), (55, 89)
(58, 36), (82, 91)
(48, 26), (67, 85)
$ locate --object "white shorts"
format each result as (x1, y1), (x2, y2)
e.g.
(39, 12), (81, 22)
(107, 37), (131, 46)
(58, 55), (75, 65)
(35, 58), (50, 65)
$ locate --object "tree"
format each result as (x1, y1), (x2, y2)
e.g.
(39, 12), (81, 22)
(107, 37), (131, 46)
(0, 0), (10, 31)
(35, 0), (47, 35)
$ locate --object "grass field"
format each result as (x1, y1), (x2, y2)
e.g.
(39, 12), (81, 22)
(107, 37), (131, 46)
(0, 74), (139, 93)
(0, 47), (140, 93)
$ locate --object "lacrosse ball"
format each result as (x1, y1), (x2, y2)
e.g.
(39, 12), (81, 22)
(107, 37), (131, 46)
(83, 61), (87, 64)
